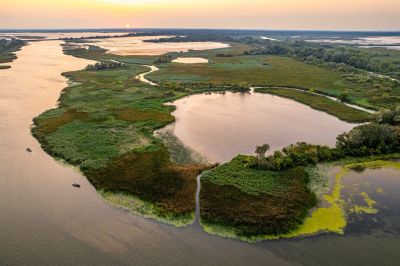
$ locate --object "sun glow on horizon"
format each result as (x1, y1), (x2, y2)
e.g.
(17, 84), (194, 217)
(0, 0), (399, 30)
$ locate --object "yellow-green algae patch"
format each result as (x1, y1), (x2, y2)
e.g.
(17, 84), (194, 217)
(353, 192), (378, 214)
(376, 187), (384, 194)
(346, 160), (400, 171)
(284, 160), (400, 238)
(284, 168), (348, 237)
(201, 159), (400, 242)
(100, 190), (194, 227)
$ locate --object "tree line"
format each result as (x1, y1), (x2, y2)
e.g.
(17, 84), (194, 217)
(251, 105), (400, 171)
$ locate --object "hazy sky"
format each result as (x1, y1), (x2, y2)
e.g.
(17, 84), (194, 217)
(1, 0), (399, 30)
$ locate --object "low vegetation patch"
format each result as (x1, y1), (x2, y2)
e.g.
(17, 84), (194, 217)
(89, 148), (206, 217)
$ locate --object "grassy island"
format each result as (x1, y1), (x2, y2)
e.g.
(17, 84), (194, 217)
(200, 156), (317, 238)
(0, 38), (25, 69)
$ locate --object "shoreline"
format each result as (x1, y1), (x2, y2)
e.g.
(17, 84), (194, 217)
(0, 39), (26, 69)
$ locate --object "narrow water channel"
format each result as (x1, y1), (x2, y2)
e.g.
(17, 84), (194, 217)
(135, 65), (159, 86)
(195, 174), (202, 224)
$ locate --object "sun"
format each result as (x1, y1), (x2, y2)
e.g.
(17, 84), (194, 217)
(125, 24), (131, 28)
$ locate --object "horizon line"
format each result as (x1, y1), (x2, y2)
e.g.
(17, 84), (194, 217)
(1, 27), (400, 33)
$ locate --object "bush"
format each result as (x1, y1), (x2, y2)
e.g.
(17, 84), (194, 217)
(372, 105), (400, 125)
(85, 60), (124, 70)
(336, 123), (400, 156)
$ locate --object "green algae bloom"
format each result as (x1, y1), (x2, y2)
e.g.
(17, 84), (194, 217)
(353, 192), (378, 214)
(284, 168), (348, 237)
(289, 160), (400, 238)
(376, 187), (384, 194)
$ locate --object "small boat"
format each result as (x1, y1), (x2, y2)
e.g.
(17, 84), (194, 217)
(72, 183), (81, 188)
(26, 148), (32, 153)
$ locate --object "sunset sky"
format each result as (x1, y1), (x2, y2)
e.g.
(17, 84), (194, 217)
(1, 0), (399, 30)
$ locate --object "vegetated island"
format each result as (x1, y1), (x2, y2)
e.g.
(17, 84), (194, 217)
(0, 38), (26, 69)
(31, 30), (400, 240)
(200, 112), (400, 241)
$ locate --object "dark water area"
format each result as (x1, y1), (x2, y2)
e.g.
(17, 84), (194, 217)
(0, 38), (399, 265)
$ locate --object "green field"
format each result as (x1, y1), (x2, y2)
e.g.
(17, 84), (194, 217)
(149, 55), (368, 94)
(255, 87), (371, 123)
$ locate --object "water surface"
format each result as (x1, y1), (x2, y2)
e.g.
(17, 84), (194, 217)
(169, 91), (357, 162)
(0, 32), (127, 40)
(172, 57), (209, 64)
(70, 36), (230, 55)
(1, 38), (400, 266)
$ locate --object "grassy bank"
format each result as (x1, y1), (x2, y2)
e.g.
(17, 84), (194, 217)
(255, 87), (371, 123)
(0, 38), (25, 69)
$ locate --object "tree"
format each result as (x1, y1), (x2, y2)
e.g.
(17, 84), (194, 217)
(338, 92), (350, 102)
(255, 144), (270, 160)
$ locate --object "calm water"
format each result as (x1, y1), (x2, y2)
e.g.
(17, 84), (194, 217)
(307, 36), (400, 50)
(0, 32), (127, 40)
(1, 39), (400, 265)
(69, 36), (230, 56)
(169, 92), (357, 162)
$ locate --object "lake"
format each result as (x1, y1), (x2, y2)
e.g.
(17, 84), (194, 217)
(69, 36), (230, 55)
(167, 91), (357, 163)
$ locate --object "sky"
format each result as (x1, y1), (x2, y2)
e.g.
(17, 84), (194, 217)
(1, 0), (399, 30)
